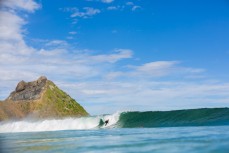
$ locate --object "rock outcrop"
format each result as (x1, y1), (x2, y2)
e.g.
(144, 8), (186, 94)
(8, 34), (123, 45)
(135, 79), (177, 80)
(15, 80), (26, 92)
(0, 76), (89, 121)
(8, 76), (47, 101)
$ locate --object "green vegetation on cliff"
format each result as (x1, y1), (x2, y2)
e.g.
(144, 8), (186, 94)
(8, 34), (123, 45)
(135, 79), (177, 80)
(38, 81), (88, 118)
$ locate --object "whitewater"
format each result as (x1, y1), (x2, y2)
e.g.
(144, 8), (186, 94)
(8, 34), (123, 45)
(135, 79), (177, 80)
(0, 112), (121, 133)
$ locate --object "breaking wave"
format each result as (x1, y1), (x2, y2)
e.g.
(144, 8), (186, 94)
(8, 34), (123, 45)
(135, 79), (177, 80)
(1, 108), (229, 133)
(0, 112), (121, 133)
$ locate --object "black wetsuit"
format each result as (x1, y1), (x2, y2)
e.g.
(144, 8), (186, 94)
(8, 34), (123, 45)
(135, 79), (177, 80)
(105, 120), (109, 126)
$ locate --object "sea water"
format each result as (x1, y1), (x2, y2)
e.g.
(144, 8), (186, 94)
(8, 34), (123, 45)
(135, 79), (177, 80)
(1, 126), (229, 153)
(1, 109), (229, 153)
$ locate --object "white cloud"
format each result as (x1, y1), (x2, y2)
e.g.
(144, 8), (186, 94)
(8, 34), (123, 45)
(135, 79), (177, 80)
(0, 0), (38, 56)
(45, 40), (68, 48)
(136, 61), (178, 76)
(104, 61), (205, 80)
(0, 11), (25, 41)
(125, 2), (142, 12)
(133, 61), (205, 78)
(132, 6), (141, 11)
(105, 2), (141, 12)
(107, 5), (125, 11)
(89, 49), (133, 63)
(1, 0), (40, 12)
(105, 72), (124, 80)
(38, 48), (66, 56)
(71, 7), (101, 18)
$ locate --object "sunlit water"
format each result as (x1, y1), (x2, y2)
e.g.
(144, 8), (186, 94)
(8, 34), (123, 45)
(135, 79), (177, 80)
(1, 126), (229, 153)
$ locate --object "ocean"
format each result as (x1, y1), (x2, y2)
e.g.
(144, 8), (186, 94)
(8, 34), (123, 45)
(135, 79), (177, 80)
(1, 108), (229, 153)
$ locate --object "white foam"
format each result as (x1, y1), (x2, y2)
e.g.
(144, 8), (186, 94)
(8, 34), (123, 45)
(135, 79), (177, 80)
(0, 112), (121, 133)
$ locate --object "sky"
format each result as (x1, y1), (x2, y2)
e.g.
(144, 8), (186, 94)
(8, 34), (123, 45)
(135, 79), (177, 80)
(0, 0), (229, 115)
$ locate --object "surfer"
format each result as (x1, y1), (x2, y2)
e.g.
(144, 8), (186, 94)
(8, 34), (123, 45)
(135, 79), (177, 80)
(105, 119), (109, 126)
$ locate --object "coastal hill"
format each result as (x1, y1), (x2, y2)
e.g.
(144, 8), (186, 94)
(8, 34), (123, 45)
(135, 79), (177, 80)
(0, 76), (89, 121)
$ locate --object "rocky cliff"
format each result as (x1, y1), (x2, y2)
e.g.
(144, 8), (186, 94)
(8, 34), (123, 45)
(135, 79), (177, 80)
(7, 76), (47, 101)
(0, 76), (89, 121)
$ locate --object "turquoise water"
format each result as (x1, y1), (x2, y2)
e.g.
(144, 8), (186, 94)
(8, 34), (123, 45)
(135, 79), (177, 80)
(1, 126), (229, 153)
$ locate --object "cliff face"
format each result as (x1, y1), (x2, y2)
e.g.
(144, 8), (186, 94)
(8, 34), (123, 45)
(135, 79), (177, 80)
(7, 76), (47, 101)
(0, 76), (89, 121)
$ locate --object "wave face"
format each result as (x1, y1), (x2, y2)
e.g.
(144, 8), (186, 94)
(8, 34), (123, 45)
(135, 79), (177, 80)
(0, 108), (229, 133)
(117, 108), (229, 128)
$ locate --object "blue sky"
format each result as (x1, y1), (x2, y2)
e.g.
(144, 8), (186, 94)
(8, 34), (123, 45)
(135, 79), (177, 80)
(0, 0), (229, 114)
